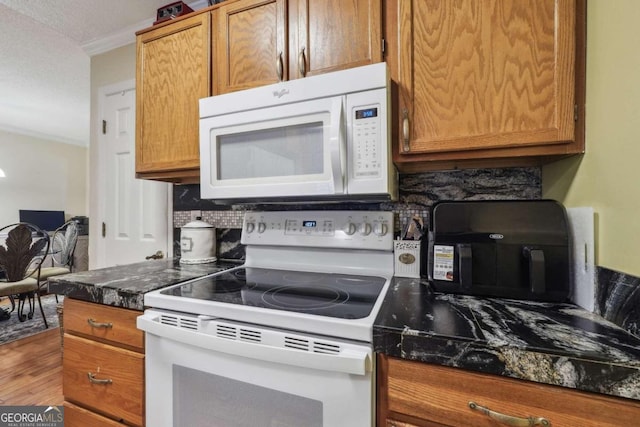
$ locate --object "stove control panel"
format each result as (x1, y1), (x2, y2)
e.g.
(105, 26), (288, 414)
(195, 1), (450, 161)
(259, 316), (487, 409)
(241, 211), (394, 250)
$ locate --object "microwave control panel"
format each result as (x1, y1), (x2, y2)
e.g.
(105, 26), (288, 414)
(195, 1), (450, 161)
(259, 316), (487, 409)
(352, 105), (381, 178)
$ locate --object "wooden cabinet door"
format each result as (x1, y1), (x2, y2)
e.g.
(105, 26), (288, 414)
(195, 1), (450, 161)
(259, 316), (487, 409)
(63, 334), (144, 426)
(292, 0), (382, 78)
(388, 0), (583, 169)
(63, 298), (144, 352)
(135, 13), (210, 181)
(213, 0), (288, 94)
(64, 402), (126, 427)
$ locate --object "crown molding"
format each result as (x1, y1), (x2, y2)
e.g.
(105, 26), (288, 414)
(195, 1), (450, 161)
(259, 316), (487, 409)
(0, 124), (88, 147)
(81, 0), (209, 56)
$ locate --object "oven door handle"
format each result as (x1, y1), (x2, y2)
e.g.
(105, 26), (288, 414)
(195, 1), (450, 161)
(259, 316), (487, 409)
(138, 313), (371, 376)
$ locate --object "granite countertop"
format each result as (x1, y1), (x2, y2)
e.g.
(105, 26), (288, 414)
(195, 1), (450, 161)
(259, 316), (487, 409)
(48, 258), (241, 310)
(374, 277), (640, 401)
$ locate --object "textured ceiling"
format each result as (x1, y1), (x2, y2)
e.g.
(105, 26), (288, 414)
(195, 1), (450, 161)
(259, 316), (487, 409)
(0, 0), (205, 146)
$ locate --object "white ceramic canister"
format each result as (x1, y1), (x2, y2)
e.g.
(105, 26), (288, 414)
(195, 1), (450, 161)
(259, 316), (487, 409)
(179, 218), (217, 264)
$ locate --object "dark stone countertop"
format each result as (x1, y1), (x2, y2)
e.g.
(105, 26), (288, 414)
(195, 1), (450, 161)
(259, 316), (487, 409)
(374, 277), (640, 401)
(48, 258), (241, 310)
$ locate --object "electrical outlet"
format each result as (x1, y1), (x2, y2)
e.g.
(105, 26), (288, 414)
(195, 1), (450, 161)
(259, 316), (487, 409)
(190, 210), (202, 221)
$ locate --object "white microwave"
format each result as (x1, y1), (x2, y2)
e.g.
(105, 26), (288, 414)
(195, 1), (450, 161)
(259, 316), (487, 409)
(199, 63), (397, 202)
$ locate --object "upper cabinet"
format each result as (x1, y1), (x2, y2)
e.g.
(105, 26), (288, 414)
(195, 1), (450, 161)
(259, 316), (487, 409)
(292, 0), (382, 79)
(213, 0), (382, 94)
(135, 13), (210, 183)
(385, 0), (586, 172)
(213, 0), (288, 93)
(135, 0), (585, 182)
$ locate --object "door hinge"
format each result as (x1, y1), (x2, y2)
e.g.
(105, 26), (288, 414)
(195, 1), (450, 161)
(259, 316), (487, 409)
(102, 120), (107, 134)
(102, 222), (106, 237)
(381, 38), (386, 56)
(574, 104), (578, 121)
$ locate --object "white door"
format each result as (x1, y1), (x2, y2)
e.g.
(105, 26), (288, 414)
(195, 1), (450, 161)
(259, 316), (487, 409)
(96, 81), (170, 268)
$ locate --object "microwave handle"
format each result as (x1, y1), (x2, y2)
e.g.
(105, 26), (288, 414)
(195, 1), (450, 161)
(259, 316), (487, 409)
(329, 97), (346, 194)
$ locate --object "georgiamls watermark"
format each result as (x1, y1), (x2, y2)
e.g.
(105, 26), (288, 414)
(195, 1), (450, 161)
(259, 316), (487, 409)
(0, 406), (63, 427)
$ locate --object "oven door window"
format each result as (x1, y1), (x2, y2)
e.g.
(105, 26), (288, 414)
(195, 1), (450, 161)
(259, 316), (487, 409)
(174, 365), (322, 426)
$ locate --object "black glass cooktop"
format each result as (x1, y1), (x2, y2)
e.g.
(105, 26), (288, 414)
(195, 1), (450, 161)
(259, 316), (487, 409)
(161, 267), (387, 319)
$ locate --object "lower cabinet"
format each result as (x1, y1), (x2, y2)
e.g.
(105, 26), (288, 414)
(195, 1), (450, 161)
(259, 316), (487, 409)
(64, 402), (127, 427)
(377, 354), (640, 427)
(62, 298), (144, 426)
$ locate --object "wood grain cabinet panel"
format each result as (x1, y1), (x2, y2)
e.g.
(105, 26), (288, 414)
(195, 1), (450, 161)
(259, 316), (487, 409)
(293, 0), (382, 78)
(63, 334), (144, 426)
(213, 0), (287, 94)
(378, 355), (640, 427)
(62, 299), (145, 426)
(63, 298), (143, 352)
(135, 13), (210, 182)
(213, 0), (382, 94)
(385, 0), (586, 172)
(64, 402), (128, 427)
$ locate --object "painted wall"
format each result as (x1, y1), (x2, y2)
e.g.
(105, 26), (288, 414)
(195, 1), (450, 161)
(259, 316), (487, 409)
(88, 43), (137, 267)
(543, 1), (640, 277)
(0, 129), (87, 226)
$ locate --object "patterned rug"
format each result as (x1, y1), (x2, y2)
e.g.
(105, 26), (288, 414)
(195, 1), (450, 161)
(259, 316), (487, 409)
(0, 294), (62, 345)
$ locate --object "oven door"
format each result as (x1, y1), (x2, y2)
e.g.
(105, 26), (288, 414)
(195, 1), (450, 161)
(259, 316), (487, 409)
(138, 309), (374, 427)
(199, 96), (345, 200)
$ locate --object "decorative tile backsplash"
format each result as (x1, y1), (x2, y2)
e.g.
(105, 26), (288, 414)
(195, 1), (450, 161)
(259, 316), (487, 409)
(174, 210), (244, 228)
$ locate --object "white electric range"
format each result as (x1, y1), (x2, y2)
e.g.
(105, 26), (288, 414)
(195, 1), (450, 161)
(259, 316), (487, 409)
(138, 210), (394, 427)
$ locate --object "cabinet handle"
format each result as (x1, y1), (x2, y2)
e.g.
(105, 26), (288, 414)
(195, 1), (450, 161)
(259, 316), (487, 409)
(402, 109), (410, 152)
(469, 402), (551, 427)
(87, 372), (113, 385)
(87, 318), (113, 329)
(298, 47), (306, 77)
(276, 51), (284, 81)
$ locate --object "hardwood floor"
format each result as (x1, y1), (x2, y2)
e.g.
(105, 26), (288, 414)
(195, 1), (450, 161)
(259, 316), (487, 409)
(0, 328), (64, 405)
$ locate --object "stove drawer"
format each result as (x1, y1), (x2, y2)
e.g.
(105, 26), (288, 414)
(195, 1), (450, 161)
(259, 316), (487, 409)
(64, 402), (127, 427)
(63, 334), (144, 426)
(63, 298), (143, 351)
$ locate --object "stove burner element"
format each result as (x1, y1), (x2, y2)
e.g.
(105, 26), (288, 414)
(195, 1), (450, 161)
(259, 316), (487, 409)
(261, 285), (348, 310)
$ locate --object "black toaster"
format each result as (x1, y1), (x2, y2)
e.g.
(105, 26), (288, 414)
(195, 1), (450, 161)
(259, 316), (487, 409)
(427, 200), (571, 302)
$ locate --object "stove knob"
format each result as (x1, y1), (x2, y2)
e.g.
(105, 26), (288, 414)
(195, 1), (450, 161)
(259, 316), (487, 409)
(343, 222), (357, 235)
(359, 222), (372, 236)
(373, 222), (388, 236)
(257, 222), (267, 233)
(245, 222), (255, 233)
